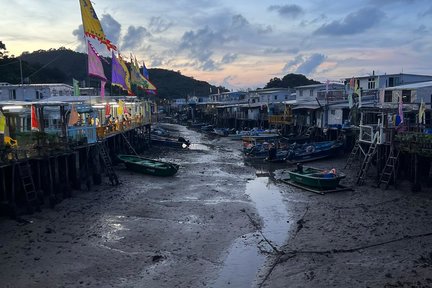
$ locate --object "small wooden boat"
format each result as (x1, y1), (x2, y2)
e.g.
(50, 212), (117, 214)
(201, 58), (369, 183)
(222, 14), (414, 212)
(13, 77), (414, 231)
(287, 164), (345, 190)
(151, 135), (190, 148)
(285, 140), (343, 163)
(117, 154), (180, 176)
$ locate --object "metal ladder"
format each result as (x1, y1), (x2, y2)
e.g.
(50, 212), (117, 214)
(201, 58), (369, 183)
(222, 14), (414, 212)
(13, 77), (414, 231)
(121, 132), (138, 155)
(378, 148), (400, 189)
(344, 139), (360, 169)
(97, 141), (119, 186)
(17, 160), (39, 211)
(356, 135), (378, 185)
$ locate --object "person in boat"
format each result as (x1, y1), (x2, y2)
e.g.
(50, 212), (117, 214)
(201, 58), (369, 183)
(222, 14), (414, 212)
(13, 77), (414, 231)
(322, 168), (337, 178)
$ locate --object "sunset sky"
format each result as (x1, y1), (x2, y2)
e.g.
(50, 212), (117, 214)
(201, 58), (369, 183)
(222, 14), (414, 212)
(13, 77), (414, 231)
(2, 0), (431, 90)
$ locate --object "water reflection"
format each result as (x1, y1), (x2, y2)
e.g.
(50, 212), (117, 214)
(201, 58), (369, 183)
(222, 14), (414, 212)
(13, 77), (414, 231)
(212, 176), (293, 287)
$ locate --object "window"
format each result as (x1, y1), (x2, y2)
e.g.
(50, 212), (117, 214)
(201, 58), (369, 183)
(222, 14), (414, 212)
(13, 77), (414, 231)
(299, 90), (303, 97)
(368, 78), (375, 89)
(274, 95), (277, 100)
(331, 110), (335, 115)
(402, 90), (411, 103)
(384, 91), (392, 102)
(309, 89), (313, 96)
(9, 89), (16, 100)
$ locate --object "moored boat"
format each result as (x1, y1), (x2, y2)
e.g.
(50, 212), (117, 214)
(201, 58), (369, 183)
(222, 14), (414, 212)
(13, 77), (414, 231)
(285, 140), (343, 163)
(287, 164), (345, 190)
(117, 154), (180, 176)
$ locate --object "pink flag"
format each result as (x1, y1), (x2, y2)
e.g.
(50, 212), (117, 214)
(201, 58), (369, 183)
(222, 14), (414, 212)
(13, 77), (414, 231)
(88, 41), (107, 81)
(100, 80), (106, 100)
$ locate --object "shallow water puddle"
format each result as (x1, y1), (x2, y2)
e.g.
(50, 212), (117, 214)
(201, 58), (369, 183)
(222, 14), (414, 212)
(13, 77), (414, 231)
(211, 177), (293, 287)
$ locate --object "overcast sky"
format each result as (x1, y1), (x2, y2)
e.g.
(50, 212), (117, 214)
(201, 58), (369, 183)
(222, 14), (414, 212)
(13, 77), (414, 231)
(2, 0), (432, 90)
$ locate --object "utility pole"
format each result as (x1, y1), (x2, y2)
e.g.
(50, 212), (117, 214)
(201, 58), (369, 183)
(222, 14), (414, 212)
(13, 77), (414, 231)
(19, 58), (24, 85)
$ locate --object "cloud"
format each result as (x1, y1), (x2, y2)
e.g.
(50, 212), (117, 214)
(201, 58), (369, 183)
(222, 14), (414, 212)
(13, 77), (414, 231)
(419, 6), (432, 16)
(283, 54), (326, 75)
(414, 24), (428, 34)
(178, 25), (234, 71)
(221, 53), (238, 64)
(369, 0), (415, 5)
(122, 26), (151, 51)
(148, 17), (173, 33)
(72, 24), (86, 53)
(100, 14), (121, 46)
(268, 4), (304, 18)
(314, 7), (384, 35)
(265, 47), (299, 54)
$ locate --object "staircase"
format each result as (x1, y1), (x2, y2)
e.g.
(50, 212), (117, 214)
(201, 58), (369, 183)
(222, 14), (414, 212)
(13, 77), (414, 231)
(344, 139), (360, 169)
(17, 160), (39, 211)
(378, 148), (400, 189)
(97, 141), (119, 186)
(121, 132), (138, 155)
(356, 133), (379, 185)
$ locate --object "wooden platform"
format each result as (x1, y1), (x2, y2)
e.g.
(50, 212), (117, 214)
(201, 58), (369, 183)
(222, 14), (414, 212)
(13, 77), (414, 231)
(280, 178), (353, 195)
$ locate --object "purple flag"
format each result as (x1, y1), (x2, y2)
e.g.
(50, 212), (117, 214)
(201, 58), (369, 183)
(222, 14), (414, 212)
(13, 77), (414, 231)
(111, 52), (128, 91)
(88, 41), (107, 81)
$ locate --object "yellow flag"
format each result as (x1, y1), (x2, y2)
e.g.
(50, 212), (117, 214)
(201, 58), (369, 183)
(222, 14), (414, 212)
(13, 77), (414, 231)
(117, 100), (124, 116)
(79, 0), (117, 51)
(0, 110), (6, 134)
(118, 54), (132, 94)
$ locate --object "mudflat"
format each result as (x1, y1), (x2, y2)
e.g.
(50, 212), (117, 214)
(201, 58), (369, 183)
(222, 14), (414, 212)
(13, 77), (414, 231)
(0, 124), (431, 288)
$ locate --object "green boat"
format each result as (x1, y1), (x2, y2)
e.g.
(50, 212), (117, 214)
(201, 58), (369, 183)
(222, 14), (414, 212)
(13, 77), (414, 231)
(117, 154), (179, 176)
(287, 164), (346, 190)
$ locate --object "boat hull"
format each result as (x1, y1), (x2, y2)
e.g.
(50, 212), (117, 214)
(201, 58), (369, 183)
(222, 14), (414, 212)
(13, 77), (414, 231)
(117, 154), (179, 176)
(288, 167), (345, 190)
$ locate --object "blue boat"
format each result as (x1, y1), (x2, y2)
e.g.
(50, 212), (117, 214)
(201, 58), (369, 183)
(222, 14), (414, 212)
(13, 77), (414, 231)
(285, 141), (343, 163)
(260, 140), (343, 163)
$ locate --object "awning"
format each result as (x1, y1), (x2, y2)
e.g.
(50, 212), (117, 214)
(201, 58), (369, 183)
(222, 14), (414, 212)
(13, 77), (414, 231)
(292, 105), (321, 110)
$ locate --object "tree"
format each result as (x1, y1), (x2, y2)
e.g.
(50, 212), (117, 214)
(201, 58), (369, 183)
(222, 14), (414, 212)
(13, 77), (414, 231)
(265, 77), (283, 88)
(264, 73), (321, 89)
(0, 41), (6, 59)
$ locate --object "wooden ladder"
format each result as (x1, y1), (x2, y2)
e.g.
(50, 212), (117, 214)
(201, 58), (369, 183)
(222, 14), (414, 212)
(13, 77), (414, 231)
(97, 141), (119, 186)
(17, 160), (39, 212)
(121, 132), (138, 155)
(378, 148), (400, 189)
(344, 139), (360, 169)
(356, 136), (378, 185)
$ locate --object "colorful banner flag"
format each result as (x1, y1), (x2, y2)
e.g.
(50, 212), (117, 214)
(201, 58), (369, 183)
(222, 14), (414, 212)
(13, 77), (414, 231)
(79, 0), (117, 51)
(398, 95), (403, 124)
(118, 53), (132, 95)
(73, 78), (80, 96)
(0, 110), (6, 134)
(419, 98), (426, 124)
(68, 105), (80, 126)
(88, 41), (107, 81)
(117, 100), (124, 116)
(130, 55), (157, 91)
(111, 52), (128, 91)
(31, 105), (39, 131)
(100, 80), (106, 100)
(142, 62), (149, 80)
(105, 103), (111, 117)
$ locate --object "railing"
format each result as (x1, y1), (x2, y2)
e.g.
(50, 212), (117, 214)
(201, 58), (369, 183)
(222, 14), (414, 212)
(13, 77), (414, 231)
(67, 126), (97, 144)
(268, 115), (293, 124)
(359, 125), (375, 143)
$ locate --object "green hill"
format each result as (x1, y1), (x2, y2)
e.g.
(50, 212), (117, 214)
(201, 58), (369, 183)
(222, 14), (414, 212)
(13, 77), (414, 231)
(0, 46), (320, 99)
(0, 48), (225, 100)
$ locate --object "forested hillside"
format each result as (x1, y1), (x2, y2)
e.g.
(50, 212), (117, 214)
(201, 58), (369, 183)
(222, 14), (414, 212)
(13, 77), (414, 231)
(0, 46), (321, 99)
